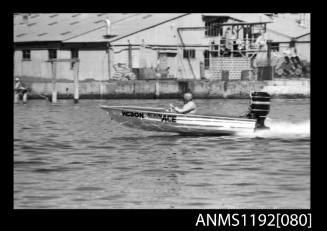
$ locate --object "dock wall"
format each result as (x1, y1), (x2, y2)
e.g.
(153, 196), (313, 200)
(26, 79), (310, 99)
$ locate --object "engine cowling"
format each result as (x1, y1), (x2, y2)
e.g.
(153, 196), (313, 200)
(246, 92), (270, 129)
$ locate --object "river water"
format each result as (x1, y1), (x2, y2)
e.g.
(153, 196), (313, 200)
(14, 98), (310, 209)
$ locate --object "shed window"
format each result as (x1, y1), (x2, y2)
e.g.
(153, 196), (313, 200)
(48, 49), (57, 59)
(203, 16), (228, 37)
(71, 49), (79, 59)
(183, 49), (196, 59)
(22, 50), (31, 60)
(71, 49), (79, 69)
(271, 42), (279, 52)
(166, 52), (176, 57)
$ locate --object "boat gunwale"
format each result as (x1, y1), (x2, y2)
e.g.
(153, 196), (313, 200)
(99, 105), (256, 122)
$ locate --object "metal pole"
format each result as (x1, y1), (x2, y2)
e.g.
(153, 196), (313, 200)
(267, 40), (272, 66)
(177, 28), (197, 79)
(266, 40), (273, 80)
(107, 42), (111, 80)
(51, 61), (57, 103)
(128, 40), (132, 69)
(73, 59), (79, 104)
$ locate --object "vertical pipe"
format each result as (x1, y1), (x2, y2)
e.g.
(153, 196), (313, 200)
(267, 40), (272, 66)
(128, 40), (132, 69)
(107, 42), (111, 80)
(177, 28), (197, 79)
(73, 60), (79, 104)
(266, 40), (273, 80)
(51, 61), (57, 103)
(245, 28), (249, 51)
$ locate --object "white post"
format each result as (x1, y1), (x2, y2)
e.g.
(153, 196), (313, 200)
(22, 92), (27, 103)
(51, 61), (57, 103)
(155, 81), (160, 98)
(73, 60), (79, 103)
(14, 92), (19, 103)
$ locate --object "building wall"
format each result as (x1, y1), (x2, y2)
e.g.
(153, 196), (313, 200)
(111, 14), (209, 79)
(14, 49), (110, 81)
(78, 50), (109, 81)
(295, 43), (310, 62)
(14, 49), (57, 79)
(295, 34), (310, 62)
(208, 57), (252, 80)
(266, 30), (291, 42)
(112, 14), (204, 46)
(14, 50), (22, 77)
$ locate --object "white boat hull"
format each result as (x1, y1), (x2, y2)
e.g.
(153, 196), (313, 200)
(100, 105), (256, 135)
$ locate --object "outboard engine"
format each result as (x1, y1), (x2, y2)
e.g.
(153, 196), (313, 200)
(246, 92), (271, 129)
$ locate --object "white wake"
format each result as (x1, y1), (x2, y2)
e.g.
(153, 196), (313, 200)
(238, 119), (310, 139)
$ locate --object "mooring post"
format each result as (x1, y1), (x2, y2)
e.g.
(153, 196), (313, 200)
(73, 59), (79, 104)
(266, 39), (273, 80)
(200, 61), (205, 79)
(51, 61), (57, 103)
(155, 81), (160, 98)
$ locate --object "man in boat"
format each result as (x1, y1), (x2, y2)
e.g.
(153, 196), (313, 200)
(169, 92), (197, 114)
(14, 77), (28, 103)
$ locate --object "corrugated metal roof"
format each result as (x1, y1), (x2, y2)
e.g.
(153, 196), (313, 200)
(14, 13), (188, 43)
(266, 15), (310, 41)
(14, 13), (143, 42)
(14, 13), (273, 44)
(64, 13), (188, 43)
(15, 13), (308, 44)
(64, 13), (271, 43)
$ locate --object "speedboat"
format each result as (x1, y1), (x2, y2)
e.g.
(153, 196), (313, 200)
(100, 92), (271, 136)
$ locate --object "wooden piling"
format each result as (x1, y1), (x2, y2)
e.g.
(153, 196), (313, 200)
(73, 60), (79, 104)
(155, 81), (160, 98)
(200, 61), (205, 79)
(51, 61), (57, 103)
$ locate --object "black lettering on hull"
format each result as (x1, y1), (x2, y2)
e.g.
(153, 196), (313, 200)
(161, 114), (177, 123)
(122, 111), (177, 123)
(122, 111), (144, 118)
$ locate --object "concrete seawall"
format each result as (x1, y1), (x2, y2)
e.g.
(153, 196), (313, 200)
(27, 79), (310, 99)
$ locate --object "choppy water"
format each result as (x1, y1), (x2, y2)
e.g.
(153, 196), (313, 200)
(14, 98), (310, 209)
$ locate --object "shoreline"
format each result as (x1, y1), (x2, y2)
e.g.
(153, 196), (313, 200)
(20, 79), (310, 100)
